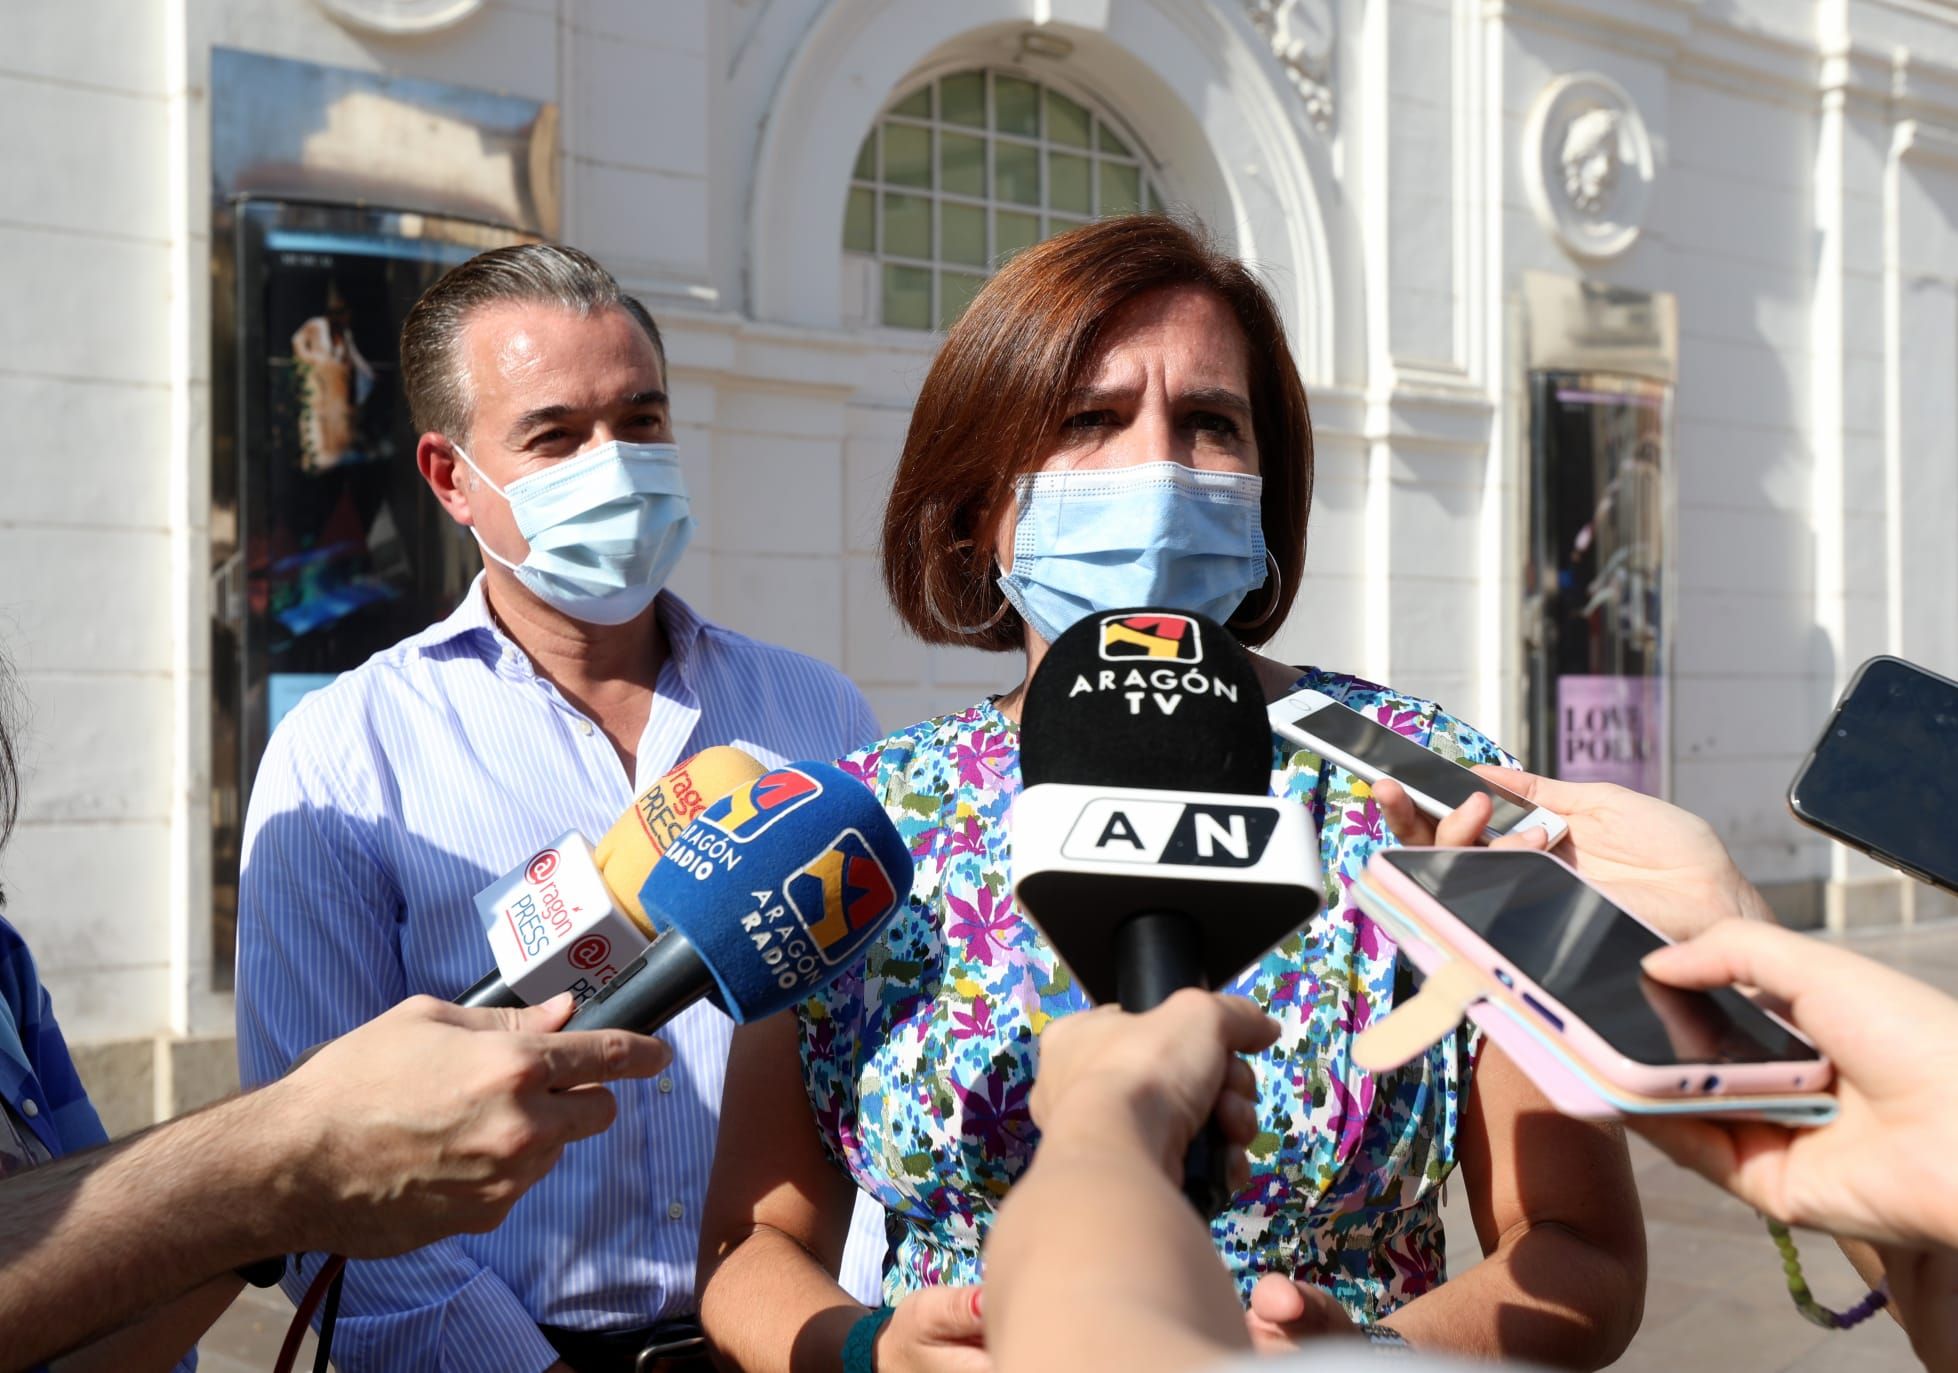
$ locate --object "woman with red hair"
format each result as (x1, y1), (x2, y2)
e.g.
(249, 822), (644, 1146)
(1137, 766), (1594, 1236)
(698, 216), (1645, 1372)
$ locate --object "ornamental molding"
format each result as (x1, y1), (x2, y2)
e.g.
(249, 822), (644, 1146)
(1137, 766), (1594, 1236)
(312, 0), (485, 37)
(1524, 72), (1655, 263)
(1240, 0), (1335, 134)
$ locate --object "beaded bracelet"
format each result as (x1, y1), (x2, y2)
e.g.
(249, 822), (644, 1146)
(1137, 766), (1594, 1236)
(1767, 1218), (1890, 1330)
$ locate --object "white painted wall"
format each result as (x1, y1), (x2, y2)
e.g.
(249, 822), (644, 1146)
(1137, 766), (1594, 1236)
(2, 0), (1957, 1066)
(0, 0), (178, 1041)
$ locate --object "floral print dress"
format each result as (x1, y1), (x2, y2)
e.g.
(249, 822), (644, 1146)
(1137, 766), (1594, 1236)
(797, 668), (1517, 1321)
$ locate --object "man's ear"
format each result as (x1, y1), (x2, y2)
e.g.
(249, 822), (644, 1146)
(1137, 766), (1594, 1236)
(417, 433), (475, 526)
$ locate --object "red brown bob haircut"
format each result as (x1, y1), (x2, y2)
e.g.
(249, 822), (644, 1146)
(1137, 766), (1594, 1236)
(881, 213), (1314, 653)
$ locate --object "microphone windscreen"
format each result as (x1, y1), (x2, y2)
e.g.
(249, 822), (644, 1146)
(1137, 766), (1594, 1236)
(638, 762), (913, 1023)
(592, 746), (767, 935)
(1021, 609), (1270, 795)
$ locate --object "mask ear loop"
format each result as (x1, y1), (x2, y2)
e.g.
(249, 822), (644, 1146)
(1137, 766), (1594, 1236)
(448, 440), (530, 574)
(922, 539), (1013, 637)
(449, 441), (510, 498)
(1229, 550), (1285, 633)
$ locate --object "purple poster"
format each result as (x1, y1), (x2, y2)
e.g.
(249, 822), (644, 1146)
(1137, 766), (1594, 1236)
(1557, 674), (1664, 795)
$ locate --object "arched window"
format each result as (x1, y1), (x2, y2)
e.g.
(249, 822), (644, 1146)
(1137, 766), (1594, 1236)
(842, 68), (1163, 331)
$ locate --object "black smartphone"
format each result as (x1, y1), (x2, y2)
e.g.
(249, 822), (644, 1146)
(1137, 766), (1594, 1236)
(1789, 655), (1958, 895)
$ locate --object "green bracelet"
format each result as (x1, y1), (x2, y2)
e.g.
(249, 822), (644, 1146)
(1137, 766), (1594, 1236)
(1766, 1218), (1888, 1330)
(842, 1305), (895, 1373)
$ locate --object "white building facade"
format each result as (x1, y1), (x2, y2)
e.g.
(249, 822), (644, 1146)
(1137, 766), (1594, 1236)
(2, 0), (1955, 1127)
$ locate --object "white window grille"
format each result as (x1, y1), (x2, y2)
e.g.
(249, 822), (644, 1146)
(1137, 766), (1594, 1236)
(842, 68), (1163, 331)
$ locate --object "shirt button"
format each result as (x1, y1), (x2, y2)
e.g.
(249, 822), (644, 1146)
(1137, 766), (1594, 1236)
(579, 720), (594, 736)
(658, 1076), (674, 1094)
(19, 1099), (37, 1118)
(666, 1201), (685, 1220)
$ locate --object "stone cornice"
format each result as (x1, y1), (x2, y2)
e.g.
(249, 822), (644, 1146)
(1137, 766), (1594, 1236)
(1489, 0), (1958, 128)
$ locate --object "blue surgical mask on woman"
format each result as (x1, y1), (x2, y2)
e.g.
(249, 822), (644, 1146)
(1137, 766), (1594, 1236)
(996, 461), (1269, 644)
(454, 439), (694, 625)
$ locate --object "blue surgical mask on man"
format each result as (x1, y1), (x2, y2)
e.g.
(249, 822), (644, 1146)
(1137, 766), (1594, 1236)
(996, 461), (1268, 644)
(454, 439), (694, 625)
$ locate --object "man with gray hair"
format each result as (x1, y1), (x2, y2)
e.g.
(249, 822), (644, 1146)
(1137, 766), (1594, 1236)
(236, 244), (886, 1373)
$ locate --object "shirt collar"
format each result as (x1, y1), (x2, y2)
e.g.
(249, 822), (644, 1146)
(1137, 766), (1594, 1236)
(417, 575), (533, 682)
(421, 575), (710, 691)
(419, 573), (501, 651)
(655, 588), (709, 688)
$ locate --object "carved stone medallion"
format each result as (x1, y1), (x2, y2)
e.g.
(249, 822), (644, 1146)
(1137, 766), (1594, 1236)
(313, 0), (485, 36)
(1524, 73), (1654, 261)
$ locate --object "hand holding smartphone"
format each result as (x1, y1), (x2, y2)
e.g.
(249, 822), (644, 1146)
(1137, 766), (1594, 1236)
(1354, 848), (1831, 1120)
(1268, 688), (1568, 847)
(1790, 655), (1958, 895)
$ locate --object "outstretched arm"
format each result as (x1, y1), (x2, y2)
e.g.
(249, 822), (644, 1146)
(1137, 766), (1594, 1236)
(50, 1275), (244, 1373)
(3, 994), (665, 1372)
(1375, 767), (1777, 936)
(1633, 921), (1958, 1252)
(983, 991), (1276, 1373)
(5, 1092), (282, 1373)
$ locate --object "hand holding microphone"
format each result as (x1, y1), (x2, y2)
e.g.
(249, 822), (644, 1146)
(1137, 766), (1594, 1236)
(1030, 990), (1279, 1195)
(0, 992), (671, 1373)
(262, 992), (670, 1260)
(285, 757), (912, 1373)
(984, 992), (1284, 1373)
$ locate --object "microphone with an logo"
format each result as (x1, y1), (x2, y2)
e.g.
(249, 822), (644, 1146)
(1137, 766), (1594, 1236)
(566, 760), (913, 1033)
(1013, 608), (1323, 1215)
(456, 746), (767, 1010)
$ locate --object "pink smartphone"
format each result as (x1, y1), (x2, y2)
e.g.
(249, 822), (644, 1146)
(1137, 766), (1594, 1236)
(1365, 847), (1830, 1098)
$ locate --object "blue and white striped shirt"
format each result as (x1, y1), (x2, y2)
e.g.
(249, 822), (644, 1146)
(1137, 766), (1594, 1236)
(236, 578), (887, 1373)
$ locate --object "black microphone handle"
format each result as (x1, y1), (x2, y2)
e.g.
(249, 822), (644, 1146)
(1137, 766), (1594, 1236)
(1114, 910), (1232, 1219)
(455, 971), (526, 1010)
(563, 933), (714, 1034)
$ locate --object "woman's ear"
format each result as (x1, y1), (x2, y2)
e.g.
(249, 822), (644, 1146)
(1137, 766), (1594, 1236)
(978, 487), (1019, 575)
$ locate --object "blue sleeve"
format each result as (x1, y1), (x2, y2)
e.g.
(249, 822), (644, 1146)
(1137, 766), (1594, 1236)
(0, 925), (185, 1368)
(27, 982), (107, 1155)
(0, 918), (108, 1156)
(234, 715), (561, 1373)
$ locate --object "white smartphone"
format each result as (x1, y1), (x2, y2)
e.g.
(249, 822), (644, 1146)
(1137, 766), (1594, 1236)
(1268, 687), (1569, 846)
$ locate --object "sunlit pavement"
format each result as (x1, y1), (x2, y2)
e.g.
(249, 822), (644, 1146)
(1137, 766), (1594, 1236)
(198, 1277), (322, 1373)
(199, 921), (1958, 1372)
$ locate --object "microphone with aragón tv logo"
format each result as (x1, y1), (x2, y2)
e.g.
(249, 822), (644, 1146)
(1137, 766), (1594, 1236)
(1012, 609), (1323, 1216)
(566, 760), (913, 1032)
(455, 746), (767, 1009)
